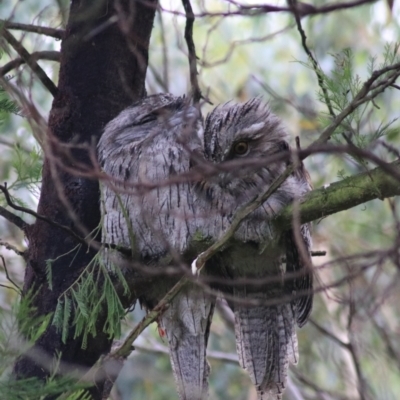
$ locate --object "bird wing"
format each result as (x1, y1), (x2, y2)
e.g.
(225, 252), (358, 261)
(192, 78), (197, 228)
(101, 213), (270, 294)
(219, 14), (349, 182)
(284, 226), (313, 328)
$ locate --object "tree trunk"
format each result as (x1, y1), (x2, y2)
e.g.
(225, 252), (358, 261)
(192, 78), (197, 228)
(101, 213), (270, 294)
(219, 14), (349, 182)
(13, 1), (157, 398)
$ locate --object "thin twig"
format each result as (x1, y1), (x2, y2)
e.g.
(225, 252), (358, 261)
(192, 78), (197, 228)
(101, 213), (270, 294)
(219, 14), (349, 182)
(0, 183), (130, 255)
(0, 283), (19, 293)
(1, 20), (64, 39)
(161, 0), (377, 18)
(111, 277), (188, 358)
(292, 370), (350, 400)
(371, 315), (400, 372)
(0, 50), (60, 76)
(289, 0), (336, 118)
(0, 255), (22, 293)
(0, 183), (85, 243)
(311, 250), (326, 257)
(0, 239), (26, 257)
(0, 205), (29, 231)
(1, 29), (58, 97)
(0, 138), (31, 153)
(309, 319), (349, 349)
(310, 61), (400, 146)
(135, 342), (239, 364)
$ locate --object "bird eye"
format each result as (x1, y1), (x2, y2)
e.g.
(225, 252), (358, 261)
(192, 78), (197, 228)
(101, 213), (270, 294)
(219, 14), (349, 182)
(233, 141), (249, 155)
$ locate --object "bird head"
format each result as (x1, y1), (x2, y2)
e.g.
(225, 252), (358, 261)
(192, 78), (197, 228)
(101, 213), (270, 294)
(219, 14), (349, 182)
(203, 98), (290, 196)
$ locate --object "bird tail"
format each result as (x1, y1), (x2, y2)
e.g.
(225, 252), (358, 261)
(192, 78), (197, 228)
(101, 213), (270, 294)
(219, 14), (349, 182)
(160, 285), (215, 400)
(234, 298), (298, 400)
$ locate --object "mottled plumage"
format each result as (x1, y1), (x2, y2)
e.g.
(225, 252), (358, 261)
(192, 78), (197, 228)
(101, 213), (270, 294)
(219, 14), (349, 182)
(98, 95), (313, 400)
(98, 94), (214, 400)
(203, 98), (313, 399)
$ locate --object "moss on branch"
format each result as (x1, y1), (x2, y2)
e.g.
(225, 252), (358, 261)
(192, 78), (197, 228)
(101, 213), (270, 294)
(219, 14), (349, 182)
(274, 160), (400, 230)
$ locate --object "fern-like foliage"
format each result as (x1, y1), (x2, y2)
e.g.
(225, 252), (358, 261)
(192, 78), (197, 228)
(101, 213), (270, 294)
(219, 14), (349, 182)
(299, 43), (400, 176)
(51, 250), (130, 349)
(0, 50), (20, 123)
(0, 290), (91, 400)
(10, 146), (43, 193)
(0, 86), (19, 125)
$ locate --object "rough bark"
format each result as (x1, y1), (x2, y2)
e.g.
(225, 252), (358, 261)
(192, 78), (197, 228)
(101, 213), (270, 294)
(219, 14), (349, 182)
(13, 1), (157, 398)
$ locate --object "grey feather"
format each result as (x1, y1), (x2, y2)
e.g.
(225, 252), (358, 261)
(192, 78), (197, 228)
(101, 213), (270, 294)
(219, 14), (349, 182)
(99, 94), (214, 400)
(203, 98), (313, 400)
(99, 95), (313, 400)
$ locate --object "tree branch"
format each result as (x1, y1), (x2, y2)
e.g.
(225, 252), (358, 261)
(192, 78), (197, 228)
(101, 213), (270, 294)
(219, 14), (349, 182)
(275, 160), (400, 230)
(311, 61), (400, 146)
(0, 239), (26, 257)
(192, 55), (400, 265)
(1, 20), (64, 39)
(182, 0), (203, 104)
(0, 50), (60, 76)
(0, 183), (86, 243)
(161, 0), (377, 18)
(1, 29), (58, 96)
(0, 205), (29, 231)
(289, 0), (336, 118)
(0, 255), (22, 293)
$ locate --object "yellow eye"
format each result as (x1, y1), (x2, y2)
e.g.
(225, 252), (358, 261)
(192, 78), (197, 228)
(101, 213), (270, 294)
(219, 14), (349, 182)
(233, 141), (249, 155)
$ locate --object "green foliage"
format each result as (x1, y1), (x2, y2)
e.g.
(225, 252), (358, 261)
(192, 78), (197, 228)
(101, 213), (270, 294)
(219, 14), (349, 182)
(0, 291), (91, 400)
(52, 250), (130, 349)
(9, 146), (42, 192)
(310, 44), (400, 147)
(0, 49), (20, 124)
(0, 84), (20, 127)
(58, 390), (92, 400)
(0, 377), (90, 400)
(0, 289), (50, 366)
(15, 289), (52, 343)
(297, 43), (400, 179)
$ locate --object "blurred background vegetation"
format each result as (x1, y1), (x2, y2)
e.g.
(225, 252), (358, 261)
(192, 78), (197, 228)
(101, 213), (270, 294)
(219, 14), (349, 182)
(1, 0), (400, 399)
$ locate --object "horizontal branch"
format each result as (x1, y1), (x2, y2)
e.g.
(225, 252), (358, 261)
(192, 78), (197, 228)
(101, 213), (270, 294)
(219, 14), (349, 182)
(135, 342), (239, 364)
(274, 160), (400, 230)
(1, 20), (64, 39)
(0, 239), (26, 257)
(161, 0), (377, 18)
(0, 183), (86, 243)
(0, 50), (60, 76)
